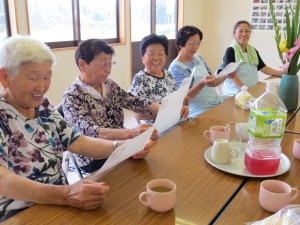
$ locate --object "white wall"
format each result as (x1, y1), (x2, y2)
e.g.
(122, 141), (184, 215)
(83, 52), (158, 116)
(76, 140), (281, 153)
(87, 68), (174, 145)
(10, 0), (282, 105)
(184, 0), (282, 75)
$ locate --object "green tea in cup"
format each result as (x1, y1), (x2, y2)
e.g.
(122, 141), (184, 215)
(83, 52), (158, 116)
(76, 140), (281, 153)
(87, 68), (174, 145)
(151, 186), (172, 193)
(139, 179), (176, 212)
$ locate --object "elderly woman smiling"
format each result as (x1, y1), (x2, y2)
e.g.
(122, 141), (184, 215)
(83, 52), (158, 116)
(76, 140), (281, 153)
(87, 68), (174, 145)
(218, 20), (285, 96)
(129, 33), (189, 124)
(0, 35), (151, 221)
(62, 39), (162, 173)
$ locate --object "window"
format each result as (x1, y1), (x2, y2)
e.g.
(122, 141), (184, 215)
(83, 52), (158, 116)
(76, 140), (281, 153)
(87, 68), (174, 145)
(0, 0), (10, 41)
(131, 0), (151, 42)
(155, 0), (177, 38)
(80, 0), (118, 41)
(27, 0), (119, 48)
(27, 0), (73, 43)
(131, 0), (178, 41)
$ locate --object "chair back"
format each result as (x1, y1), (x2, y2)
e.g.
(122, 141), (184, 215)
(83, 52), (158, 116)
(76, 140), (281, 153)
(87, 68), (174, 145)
(56, 103), (64, 118)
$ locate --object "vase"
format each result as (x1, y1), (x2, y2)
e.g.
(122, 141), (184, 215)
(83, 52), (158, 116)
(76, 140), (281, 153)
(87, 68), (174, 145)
(278, 74), (299, 112)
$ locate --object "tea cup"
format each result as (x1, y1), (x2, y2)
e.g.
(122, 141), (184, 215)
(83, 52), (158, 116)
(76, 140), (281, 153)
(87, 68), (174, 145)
(259, 180), (299, 213)
(203, 126), (230, 144)
(210, 139), (238, 164)
(293, 138), (300, 160)
(139, 179), (176, 212)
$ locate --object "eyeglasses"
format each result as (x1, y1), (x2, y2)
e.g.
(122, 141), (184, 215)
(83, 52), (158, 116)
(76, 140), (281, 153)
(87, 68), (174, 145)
(186, 41), (201, 46)
(92, 61), (116, 68)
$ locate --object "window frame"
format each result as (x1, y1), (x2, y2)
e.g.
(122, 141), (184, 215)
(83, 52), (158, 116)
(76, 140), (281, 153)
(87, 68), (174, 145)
(2, 0), (11, 37)
(130, 0), (179, 42)
(151, 0), (179, 37)
(25, 0), (121, 49)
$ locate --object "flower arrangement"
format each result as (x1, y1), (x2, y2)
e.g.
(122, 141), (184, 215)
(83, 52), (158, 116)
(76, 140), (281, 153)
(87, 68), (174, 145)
(269, 0), (300, 75)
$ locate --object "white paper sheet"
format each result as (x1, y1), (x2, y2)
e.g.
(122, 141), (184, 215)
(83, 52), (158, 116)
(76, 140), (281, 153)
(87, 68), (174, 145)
(180, 67), (195, 96)
(218, 62), (240, 77)
(154, 70), (193, 135)
(96, 126), (155, 174)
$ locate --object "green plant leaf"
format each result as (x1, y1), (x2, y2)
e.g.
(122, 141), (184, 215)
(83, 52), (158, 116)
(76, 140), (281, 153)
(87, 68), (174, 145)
(294, 0), (300, 38)
(269, 0), (300, 70)
(286, 7), (292, 48)
(288, 48), (300, 74)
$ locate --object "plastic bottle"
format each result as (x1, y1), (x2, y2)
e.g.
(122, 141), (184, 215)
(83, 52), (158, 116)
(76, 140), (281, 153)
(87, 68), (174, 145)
(235, 86), (254, 110)
(244, 82), (287, 175)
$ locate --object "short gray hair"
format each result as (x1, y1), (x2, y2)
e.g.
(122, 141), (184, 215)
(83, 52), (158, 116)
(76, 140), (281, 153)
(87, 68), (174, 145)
(0, 35), (56, 78)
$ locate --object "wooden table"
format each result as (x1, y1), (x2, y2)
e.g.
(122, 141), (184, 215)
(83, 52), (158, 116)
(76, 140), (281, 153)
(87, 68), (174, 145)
(285, 107), (300, 133)
(3, 117), (245, 225)
(214, 132), (300, 224)
(4, 81), (300, 225)
(198, 82), (265, 123)
(199, 82), (297, 124)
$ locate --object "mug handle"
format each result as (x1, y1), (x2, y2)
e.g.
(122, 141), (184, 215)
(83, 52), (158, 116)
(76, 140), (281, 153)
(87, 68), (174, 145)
(230, 149), (239, 158)
(139, 192), (151, 206)
(203, 130), (211, 141)
(290, 188), (299, 202)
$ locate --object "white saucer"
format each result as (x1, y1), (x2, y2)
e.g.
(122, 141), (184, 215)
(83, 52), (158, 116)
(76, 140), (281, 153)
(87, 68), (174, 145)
(204, 143), (291, 178)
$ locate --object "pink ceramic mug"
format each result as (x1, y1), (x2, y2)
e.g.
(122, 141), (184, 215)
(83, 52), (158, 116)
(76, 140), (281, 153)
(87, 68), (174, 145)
(293, 138), (300, 160)
(139, 179), (176, 212)
(203, 126), (230, 143)
(259, 180), (299, 213)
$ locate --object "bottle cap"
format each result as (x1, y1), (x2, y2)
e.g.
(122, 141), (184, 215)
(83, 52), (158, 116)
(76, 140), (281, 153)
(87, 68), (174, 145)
(241, 86), (248, 91)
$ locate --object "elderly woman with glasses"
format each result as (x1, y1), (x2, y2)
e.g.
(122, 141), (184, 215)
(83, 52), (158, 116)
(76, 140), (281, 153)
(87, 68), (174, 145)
(129, 33), (189, 124)
(169, 26), (236, 118)
(62, 39), (161, 173)
(0, 35), (152, 221)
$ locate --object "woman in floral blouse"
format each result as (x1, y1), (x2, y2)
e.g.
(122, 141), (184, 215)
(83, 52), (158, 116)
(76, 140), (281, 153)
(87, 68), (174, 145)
(63, 39), (189, 174)
(0, 36), (151, 221)
(129, 33), (189, 124)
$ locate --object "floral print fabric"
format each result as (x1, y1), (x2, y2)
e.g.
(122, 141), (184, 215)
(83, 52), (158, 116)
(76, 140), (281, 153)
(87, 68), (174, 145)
(0, 96), (80, 214)
(128, 69), (178, 123)
(62, 78), (152, 167)
(129, 70), (178, 104)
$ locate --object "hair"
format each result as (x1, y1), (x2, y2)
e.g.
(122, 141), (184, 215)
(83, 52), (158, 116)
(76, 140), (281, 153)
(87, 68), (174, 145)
(140, 33), (169, 56)
(75, 39), (115, 67)
(175, 26), (203, 51)
(0, 35), (55, 78)
(233, 20), (252, 33)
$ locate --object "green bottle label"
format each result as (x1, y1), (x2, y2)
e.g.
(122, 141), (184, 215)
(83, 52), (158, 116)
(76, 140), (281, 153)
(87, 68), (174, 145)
(248, 108), (286, 138)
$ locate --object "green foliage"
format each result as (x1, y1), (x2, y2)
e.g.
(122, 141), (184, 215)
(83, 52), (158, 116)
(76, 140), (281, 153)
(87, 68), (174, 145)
(269, 0), (300, 74)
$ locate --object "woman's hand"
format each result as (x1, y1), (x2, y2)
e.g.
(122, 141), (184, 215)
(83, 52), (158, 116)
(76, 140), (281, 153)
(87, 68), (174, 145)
(226, 70), (237, 79)
(183, 96), (190, 106)
(180, 106), (189, 118)
(202, 75), (217, 87)
(63, 180), (109, 211)
(131, 140), (153, 159)
(130, 124), (158, 140)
